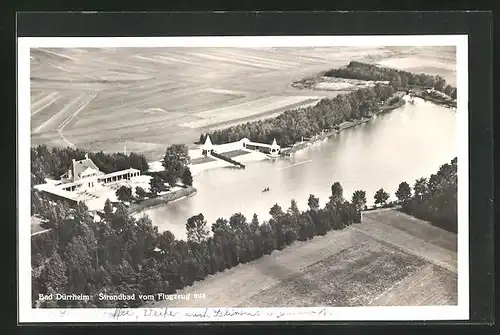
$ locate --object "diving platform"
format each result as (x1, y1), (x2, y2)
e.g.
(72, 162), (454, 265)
(211, 151), (245, 168)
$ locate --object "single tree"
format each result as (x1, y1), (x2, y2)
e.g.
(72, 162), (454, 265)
(186, 213), (209, 243)
(307, 194), (320, 211)
(395, 181), (412, 203)
(229, 213), (248, 236)
(135, 186), (147, 199)
(103, 198), (114, 219)
(330, 182), (344, 201)
(211, 218), (230, 238)
(269, 203), (284, 219)
(157, 230), (176, 252)
(413, 177), (428, 199)
(250, 213), (260, 231)
(162, 144), (190, 186)
(115, 186), (133, 202)
(181, 167), (193, 187)
(149, 175), (166, 196)
(288, 199), (301, 218)
(351, 190), (367, 212)
(374, 188), (390, 207)
(40, 252), (68, 292)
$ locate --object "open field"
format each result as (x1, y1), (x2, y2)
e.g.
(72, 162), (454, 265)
(375, 46), (457, 87)
(149, 209), (457, 307)
(179, 95), (323, 129)
(30, 47), (456, 160)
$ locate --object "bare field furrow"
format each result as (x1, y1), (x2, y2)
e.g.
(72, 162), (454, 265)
(30, 90), (51, 105)
(31, 93), (83, 132)
(31, 92), (60, 116)
(363, 210), (457, 252)
(370, 265), (457, 306)
(76, 81), (210, 113)
(354, 217), (457, 273)
(244, 241), (428, 307)
(186, 51), (286, 71)
(206, 49), (301, 69)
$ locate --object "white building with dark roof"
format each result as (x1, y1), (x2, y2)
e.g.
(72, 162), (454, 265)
(200, 135), (281, 157)
(34, 153), (142, 210)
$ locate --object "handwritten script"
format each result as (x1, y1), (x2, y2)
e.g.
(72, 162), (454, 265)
(107, 307), (332, 321)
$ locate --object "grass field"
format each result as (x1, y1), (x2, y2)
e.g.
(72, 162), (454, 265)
(30, 46), (456, 160)
(148, 209), (457, 307)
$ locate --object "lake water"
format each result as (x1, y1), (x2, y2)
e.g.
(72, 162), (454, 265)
(139, 99), (457, 239)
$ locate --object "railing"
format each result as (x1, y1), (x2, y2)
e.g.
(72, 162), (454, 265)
(211, 151), (245, 168)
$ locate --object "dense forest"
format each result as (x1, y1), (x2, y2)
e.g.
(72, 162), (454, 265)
(399, 157), (457, 233)
(201, 83), (395, 147)
(201, 62), (456, 147)
(324, 61), (457, 99)
(31, 145), (149, 185)
(31, 181), (360, 308)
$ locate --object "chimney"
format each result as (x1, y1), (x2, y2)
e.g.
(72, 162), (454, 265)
(85, 153), (89, 159)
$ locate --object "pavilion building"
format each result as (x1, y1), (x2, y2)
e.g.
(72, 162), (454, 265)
(34, 153), (141, 203)
(200, 135), (281, 157)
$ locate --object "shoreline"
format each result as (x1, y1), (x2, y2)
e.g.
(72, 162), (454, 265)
(280, 93), (454, 159)
(128, 186), (197, 214)
(281, 99), (405, 156)
(413, 93), (457, 108)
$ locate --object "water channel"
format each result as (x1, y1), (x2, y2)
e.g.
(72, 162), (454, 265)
(140, 99), (457, 239)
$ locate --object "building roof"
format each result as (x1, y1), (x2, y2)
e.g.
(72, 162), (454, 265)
(58, 180), (86, 189)
(34, 184), (79, 201)
(247, 139), (281, 149)
(98, 168), (140, 179)
(72, 155), (103, 181)
(202, 135), (214, 149)
(271, 138), (279, 149)
(81, 166), (99, 177)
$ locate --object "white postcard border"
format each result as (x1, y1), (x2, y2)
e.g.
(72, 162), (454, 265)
(18, 35), (469, 323)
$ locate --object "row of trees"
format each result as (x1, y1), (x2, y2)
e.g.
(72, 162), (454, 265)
(114, 185), (149, 203)
(31, 145), (149, 185)
(201, 83), (396, 146)
(324, 61), (457, 99)
(400, 158), (457, 233)
(31, 182), (361, 308)
(114, 167), (193, 204)
(353, 157), (457, 233)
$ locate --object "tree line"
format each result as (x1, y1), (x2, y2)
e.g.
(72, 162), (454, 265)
(355, 157), (457, 233)
(31, 145), (149, 185)
(324, 61), (457, 99)
(31, 182), (360, 308)
(113, 165), (193, 204)
(399, 157), (457, 233)
(201, 83), (396, 147)
(199, 62), (456, 147)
